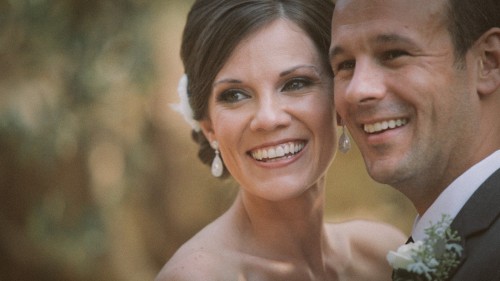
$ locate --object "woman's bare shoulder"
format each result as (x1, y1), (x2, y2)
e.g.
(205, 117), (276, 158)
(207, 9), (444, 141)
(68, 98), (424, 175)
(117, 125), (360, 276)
(325, 219), (407, 281)
(327, 219), (405, 240)
(332, 219), (406, 255)
(337, 219), (405, 242)
(155, 245), (226, 281)
(155, 218), (238, 281)
(155, 227), (239, 281)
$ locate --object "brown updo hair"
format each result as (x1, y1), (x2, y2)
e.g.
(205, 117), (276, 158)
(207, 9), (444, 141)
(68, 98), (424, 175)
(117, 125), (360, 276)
(180, 0), (334, 177)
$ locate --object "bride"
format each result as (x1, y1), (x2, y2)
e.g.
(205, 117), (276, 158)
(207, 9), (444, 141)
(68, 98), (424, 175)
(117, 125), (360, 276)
(156, 0), (405, 280)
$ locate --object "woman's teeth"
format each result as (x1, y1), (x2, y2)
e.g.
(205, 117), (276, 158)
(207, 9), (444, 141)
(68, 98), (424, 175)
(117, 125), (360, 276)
(251, 142), (304, 161)
(363, 118), (407, 134)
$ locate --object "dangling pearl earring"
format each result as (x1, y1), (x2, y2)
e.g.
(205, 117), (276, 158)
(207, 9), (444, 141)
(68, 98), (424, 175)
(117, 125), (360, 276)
(338, 121), (351, 153)
(211, 140), (223, 177)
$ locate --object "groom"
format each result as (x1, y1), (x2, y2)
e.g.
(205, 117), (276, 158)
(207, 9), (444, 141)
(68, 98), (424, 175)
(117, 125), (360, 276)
(329, 0), (500, 280)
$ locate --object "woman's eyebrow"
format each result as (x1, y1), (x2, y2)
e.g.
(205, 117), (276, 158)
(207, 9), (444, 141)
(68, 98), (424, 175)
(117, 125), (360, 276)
(213, 78), (242, 88)
(280, 65), (319, 77)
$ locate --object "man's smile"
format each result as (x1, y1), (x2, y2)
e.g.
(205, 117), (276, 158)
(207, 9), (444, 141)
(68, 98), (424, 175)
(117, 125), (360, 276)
(363, 118), (408, 134)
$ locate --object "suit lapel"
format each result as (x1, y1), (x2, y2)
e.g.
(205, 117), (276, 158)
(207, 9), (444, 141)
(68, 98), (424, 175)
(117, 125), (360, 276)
(448, 168), (500, 279)
(451, 168), (500, 238)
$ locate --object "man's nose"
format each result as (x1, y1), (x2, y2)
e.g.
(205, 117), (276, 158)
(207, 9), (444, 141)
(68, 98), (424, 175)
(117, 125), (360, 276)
(344, 59), (387, 104)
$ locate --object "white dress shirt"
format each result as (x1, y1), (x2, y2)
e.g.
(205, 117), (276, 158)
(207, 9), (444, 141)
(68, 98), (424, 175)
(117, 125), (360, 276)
(412, 150), (500, 241)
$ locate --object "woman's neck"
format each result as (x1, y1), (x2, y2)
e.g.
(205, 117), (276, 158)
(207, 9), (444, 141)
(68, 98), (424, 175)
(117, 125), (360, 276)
(230, 183), (330, 264)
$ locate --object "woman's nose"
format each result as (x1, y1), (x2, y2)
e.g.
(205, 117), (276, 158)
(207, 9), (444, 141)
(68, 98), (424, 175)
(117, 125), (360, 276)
(249, 94), (292, 131)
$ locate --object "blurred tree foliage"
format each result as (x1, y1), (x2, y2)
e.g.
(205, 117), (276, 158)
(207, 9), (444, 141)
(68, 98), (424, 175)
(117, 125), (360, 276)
(0, 0), (200, 280)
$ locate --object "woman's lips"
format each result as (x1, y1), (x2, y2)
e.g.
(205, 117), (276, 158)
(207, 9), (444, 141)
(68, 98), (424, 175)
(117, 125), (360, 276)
(250, 141), (305, 162)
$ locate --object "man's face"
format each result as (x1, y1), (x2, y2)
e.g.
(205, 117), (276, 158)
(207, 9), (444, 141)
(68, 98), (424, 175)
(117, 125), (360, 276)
(330, 0), (478, 199)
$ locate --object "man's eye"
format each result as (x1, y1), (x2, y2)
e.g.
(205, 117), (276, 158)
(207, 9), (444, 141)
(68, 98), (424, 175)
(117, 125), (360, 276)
(217, 89), (249, 103)
(337, 60), (355, 71)
(282, 78), (312, 91)
(382, 50), (408, 60)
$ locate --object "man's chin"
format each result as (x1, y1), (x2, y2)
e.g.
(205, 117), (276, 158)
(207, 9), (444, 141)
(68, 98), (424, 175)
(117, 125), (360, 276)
(365, 160), (409, 186)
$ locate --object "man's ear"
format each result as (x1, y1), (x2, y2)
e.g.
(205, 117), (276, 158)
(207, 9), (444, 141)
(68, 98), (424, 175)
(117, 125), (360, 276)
(336, 113), (343, 126)
(476, 27), (500, 96)
(199, 118), (215, 144)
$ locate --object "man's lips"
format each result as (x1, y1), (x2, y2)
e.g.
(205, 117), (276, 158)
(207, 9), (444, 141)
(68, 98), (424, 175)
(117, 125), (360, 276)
(249, 141), (305, 162)
(363, 118), (408, 134)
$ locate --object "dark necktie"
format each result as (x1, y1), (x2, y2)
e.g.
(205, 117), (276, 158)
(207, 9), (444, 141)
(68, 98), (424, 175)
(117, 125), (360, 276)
(406, 236), (414, 244)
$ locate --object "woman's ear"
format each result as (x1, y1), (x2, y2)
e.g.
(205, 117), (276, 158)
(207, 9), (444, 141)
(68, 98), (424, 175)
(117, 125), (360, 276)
(199, 119), (215, 143)
(476, 28), (500, 96)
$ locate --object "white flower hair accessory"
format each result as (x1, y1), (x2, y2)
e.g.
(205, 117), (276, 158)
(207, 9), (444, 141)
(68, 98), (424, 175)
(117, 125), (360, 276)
(170, 74), (201, 132)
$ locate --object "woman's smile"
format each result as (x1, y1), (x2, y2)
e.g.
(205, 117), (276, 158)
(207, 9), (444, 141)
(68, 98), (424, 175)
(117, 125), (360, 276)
(249, 140), (306, 162)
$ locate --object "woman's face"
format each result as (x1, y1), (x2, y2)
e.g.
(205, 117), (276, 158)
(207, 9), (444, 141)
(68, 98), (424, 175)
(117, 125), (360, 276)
(200, 19), (336, 201)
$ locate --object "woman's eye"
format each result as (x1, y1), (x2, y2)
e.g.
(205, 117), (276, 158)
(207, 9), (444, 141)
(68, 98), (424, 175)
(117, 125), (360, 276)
(217, 89), (249, 103)
(282, 78), (312, 91)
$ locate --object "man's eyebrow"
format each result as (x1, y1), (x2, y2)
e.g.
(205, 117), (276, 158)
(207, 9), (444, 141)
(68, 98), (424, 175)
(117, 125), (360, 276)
(374, 33), (415, 45)
(329, 45), (344, 61)
(329, 33), (416, 61)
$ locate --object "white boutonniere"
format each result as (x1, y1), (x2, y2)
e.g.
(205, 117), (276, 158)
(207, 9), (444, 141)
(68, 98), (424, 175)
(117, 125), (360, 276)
(170, 74), (201, 132)
(388, 214), (463, 281)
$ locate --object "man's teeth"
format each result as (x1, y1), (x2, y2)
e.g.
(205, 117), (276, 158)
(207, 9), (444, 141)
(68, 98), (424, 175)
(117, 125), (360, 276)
(251, 142), (304, 161)
(364, 119), (407, 133)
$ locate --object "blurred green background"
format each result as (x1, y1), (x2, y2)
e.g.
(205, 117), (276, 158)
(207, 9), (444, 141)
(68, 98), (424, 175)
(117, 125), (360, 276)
(0, 0), (416, 280)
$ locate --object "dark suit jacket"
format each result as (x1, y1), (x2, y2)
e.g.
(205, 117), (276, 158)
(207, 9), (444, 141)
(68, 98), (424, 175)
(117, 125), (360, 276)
(448, 168), (500, 281)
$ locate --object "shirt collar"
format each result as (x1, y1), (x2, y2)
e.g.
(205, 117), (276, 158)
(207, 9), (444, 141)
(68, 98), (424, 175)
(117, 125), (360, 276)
(412, 150), (500, 241)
